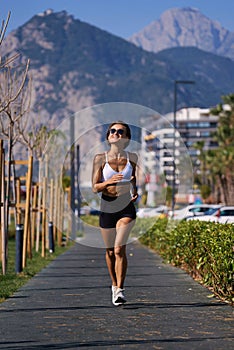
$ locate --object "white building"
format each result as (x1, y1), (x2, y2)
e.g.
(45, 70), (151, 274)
(141, 107), (219, 205)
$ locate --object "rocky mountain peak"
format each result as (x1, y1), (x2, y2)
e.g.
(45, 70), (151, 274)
(1, 8), (233, 127)
(129, 7), (234, 60)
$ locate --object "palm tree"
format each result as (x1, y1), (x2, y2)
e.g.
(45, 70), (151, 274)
(207, 94), (234, 204)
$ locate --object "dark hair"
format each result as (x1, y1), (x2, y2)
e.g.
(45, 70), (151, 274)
(106, 121), (131, 141)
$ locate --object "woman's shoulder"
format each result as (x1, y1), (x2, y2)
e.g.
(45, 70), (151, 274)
(128, 151), (138, 163)
(93, 152), (106, 164)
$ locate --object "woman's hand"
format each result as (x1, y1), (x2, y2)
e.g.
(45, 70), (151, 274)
(130, 176), (138, 202)
(108, 173), (124, 185)
(131, 193), (138, 202)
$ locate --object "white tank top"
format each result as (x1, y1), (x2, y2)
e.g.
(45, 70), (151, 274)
(102, 152), (133, 182)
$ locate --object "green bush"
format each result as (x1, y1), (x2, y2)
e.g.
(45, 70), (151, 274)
(139, 218), (234, 304)
(81, 215), (99, 226)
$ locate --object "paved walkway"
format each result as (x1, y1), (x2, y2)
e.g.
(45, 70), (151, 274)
(0, 238), (233, 349)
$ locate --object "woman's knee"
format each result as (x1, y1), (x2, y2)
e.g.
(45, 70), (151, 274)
(106, 248), (115, 258)
(114, 245), (126, 257)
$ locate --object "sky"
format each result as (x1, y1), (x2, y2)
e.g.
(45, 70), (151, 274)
(0, 0), (233, 39)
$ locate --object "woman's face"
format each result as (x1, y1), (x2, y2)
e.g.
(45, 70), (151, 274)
(108, 124), (128, 146)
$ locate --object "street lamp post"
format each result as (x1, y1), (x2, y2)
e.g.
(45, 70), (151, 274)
(172, 80), (195, 217)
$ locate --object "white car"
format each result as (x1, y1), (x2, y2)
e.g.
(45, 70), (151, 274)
(137, 206), (168, 218)
(187, 206), (234, 224)
(169, 204), (221, 221)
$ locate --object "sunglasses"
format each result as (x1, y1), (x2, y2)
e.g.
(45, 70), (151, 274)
(109, 128), (125, 135)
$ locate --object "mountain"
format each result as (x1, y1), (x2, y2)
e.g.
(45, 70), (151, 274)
(1, 9), (234, 127)
(129, 7), (234, 61)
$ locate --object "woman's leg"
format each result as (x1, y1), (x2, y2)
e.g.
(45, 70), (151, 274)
(100, 218), (134, 288)
(101, 228), (117, 286)
(105, 248), (117, 286)
(114, 217), (135, 289)
(114, 245), (127, 289)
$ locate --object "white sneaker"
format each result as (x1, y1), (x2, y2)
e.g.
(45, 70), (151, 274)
(113, 288), (126, 306)
(112, 285), (117, 305)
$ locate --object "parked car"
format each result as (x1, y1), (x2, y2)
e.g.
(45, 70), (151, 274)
(80, 205), (100, 216)
(80, 205), (91, 215)
(137, 205), (168, 218)
(187, 206), (234, 224)
(169, 204), (221, 221)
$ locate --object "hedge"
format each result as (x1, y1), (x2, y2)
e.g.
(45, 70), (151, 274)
(139, 218), (233, 305)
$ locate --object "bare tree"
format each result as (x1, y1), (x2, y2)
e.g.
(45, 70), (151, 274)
(0, 11), (31, 273)
(0, 11), (10, 47)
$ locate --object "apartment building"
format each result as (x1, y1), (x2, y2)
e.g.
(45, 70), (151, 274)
(142, 107), (219, 204)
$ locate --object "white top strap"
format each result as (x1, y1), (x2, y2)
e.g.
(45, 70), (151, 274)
(105, 151), (108, 163)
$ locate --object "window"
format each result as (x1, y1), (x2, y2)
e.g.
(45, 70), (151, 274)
(186, 122), (210, 128)
(220, 209), (234, 216)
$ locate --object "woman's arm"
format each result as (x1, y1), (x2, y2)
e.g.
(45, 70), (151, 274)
(130, 153), (138, 201)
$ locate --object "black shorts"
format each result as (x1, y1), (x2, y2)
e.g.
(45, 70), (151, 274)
(99, 194), (136, 229)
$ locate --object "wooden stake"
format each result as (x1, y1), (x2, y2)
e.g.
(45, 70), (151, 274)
(36, 159), (42, 252)
(0, 142), (7, 274)
(15, 178), (21, 225)
(22, 156), (33, 268)
(31, 183), (38, 248)
(41, 177), (47, 258)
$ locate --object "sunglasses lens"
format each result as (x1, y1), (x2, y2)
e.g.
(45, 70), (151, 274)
(110, 128), (124, 135)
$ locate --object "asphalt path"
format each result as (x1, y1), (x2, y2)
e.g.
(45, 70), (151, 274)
(0, 239), (233, 349)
